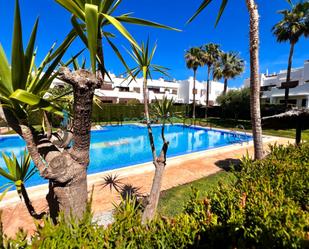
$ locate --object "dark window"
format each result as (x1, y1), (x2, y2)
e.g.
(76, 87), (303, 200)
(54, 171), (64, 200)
(118, 87), (130, 92)
(148, 87), (160, 93)
(302, 98), (307, 107)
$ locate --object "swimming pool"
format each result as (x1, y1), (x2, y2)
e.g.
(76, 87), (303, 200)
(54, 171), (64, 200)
(0, 124), (251, 188)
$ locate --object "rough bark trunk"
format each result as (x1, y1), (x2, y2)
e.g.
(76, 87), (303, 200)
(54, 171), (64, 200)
(223, 78), (228, 95)
(192, 69), (197, 120)
(1, 68), (100, 220)
(206, 66), (210, 107)
(205, 66), (211, 119)
(246, 0), (264, 160)
(284, 42), (295, 110)
(141, 75), (169, 223)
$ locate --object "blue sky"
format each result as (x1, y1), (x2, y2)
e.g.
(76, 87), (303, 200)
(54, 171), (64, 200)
(0, 0), (308, 88)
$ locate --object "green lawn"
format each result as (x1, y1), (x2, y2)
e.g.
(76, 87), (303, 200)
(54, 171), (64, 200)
(158, 171), (235, 217)
(171, 117), (309, 142)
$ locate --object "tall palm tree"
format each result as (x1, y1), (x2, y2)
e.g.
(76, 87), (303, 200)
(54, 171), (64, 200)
(125, 39), (170, 222)
(185, 47), (203, 119)
(188, 0), (264, 160)
(213, 52), (245, 95)
(200, 43), (221, 109)
(272, 1), (309, 110)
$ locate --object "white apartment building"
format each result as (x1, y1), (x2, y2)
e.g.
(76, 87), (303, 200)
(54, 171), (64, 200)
(52, 74), (225, 106)
(244, 60), (309, 108)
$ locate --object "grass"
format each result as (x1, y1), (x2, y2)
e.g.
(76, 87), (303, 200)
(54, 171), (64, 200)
(171, 117), (309, 142)
(158, 171), (236, 217)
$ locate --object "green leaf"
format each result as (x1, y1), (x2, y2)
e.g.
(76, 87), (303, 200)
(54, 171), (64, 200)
(0, 44), (12, 95)
(0, 167), (15, 182)
(101, 13), (141, 50)
(187, 0), (213, 24)
(105, 36), (132, 76)
(71, 16), (88, 48)
(85, 4), (99, 73)
(25, 18), (39, 77)
(9, 89), (64, 116)
(10, 89), (40, 105)
(115, 16), (181, 31)
(11, 0), (26, 91)
(55, 0), (85, 21)
(215, 0), (228, 27)
(33, 49), (67, 94)
(0, 186), (12, 202)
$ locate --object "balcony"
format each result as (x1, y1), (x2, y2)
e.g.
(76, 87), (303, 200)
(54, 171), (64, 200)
(280, 80), (299, 89)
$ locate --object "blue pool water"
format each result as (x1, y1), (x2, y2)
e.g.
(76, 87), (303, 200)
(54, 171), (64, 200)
(0, 124), (251, 188)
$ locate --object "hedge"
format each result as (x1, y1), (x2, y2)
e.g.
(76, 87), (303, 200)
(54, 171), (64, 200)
(2, 143), (308, 248)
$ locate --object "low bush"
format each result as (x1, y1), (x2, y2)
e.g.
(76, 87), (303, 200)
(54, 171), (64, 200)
(2, 143), (309, 248)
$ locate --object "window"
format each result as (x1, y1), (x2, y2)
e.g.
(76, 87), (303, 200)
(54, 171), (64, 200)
(302, 98), (307, 107)
(133, 87), (140, 93)
(118, 87), (130, 92)
(148, 87), (160, 93)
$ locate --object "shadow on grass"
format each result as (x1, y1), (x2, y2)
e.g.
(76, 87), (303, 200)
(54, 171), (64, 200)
(215, 158), (242, 172)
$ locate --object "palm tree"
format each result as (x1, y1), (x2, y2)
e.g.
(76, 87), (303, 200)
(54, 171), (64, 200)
(188, 0), (264, 160)
(213, 52), (245, 95)
(272, 1), (309, 110)
(185, 47), (203, 119)
(200, 43), (221, 109)
(0, 0), (178, 219)
(125, 40), (170, 222)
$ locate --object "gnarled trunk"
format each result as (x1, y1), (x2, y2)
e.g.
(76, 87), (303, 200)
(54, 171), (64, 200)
(284, 42), (295, 110)
(1, 68), (99, 220)
(246, 0), (264, 160)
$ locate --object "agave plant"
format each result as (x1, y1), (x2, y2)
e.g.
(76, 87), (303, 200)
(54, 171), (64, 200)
(0, 150), (44, 219)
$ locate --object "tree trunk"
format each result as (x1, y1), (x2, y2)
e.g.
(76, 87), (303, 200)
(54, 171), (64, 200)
(223, 78), (228, 95)
(206, 66), (210, 107)
(284, 42), (295, 110)
(246, 0), (264, 160)
(205, 66), (211, 119)
(0, 68), (100, 220)
(296, 120), (302, 145)
(20, 183), (45, 219)
(192, 69), (197, 120)
(141, 74), (169, 223)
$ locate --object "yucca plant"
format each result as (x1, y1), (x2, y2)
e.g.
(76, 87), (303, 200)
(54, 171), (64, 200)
(55, 0), (179, 76)
(124, 39), (171, 222)
(0, 150), (44, 219)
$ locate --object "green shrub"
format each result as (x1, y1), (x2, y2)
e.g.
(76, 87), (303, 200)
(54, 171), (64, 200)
(3, 143), (309, 248)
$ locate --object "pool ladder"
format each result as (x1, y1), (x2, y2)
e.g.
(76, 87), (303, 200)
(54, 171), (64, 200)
(228, 125), (249, 145)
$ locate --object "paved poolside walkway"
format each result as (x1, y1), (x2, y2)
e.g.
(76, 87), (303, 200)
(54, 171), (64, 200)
(1, 136), (292, 237)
